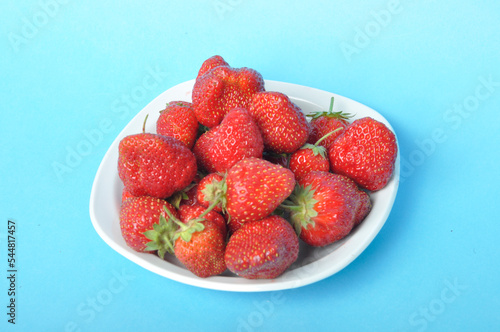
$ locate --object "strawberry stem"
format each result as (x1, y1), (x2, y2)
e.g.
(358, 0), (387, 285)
(328, 96), (335, 113)
(142, 114), (149, 133)
(163, 205), (205, 243)
(198, 193), (223, 219)
(314, 127), (342, 146)
(200, 174), (228, 214)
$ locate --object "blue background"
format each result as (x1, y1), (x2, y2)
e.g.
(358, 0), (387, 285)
(1, 1), (499, 331)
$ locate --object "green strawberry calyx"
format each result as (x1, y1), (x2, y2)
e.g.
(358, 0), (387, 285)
(300, 127), (342, 158)
(142, 114), (150, 133)
(161, 101), (191, 112)
(307, 97), (353, 120)
(164, 205), (205, 244)
(200, 174), (228, 213)
(145, 187), (226, 258)
(143, 211), (178, 259)
(280, 184), (318, 235)
(173, 218), (205, 243)
(300, 143), (326, 158)
(168, 181), (198, 209)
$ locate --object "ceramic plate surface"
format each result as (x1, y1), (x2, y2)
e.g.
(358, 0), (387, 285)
(89, 79), (400, 292)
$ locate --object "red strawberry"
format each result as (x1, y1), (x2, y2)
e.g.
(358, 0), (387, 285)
(329, 117), (398, 191)
(318, 171), (372, 227)
(289, 145), (330, 182)
(288, 128), (342, 181)
(192, 56), (265, 128)
(227, 216), (246, 234)
(118, 133), (197, 199)
(225, 215), (299, 279)
(191, 126), (217, 167)
(196, 173), (226, 213)
(225, 157), (295, 223)
(119, 196), (178, 256)
(248, 91), (310, 154)
(307, 97), (351, 150)
(156, 101), (198, 149)
(193, 108), (264, 173)
(121, 188), (136, 203)
(354, 189), (371, 227)
(196, 55), (229, 79)
(172, 208), (227, 278)
(282, 171), (369, 247)
(178, 203), (227, 239)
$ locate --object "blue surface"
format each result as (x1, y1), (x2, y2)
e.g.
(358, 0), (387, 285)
(1, 1), (499, 331)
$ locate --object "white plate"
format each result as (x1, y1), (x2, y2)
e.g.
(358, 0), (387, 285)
(89, 79), (400, 292)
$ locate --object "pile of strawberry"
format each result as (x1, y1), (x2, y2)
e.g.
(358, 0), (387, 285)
(117, 55), (398, 279)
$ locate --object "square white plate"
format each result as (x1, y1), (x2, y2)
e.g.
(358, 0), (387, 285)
(89, 79), (400, 292)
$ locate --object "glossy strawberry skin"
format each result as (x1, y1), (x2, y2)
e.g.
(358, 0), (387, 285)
(178, 203), (227, 239)
(306, 97), (351, 149)
(174, 219), (227, 278)
(227, 217), (246, 235)
(196, 173), (225, 213)
(118, 133), (197, 199)
(249, 91), (310, 154)
(192, 58), (265, 128)
(121, 188), (135, 203)
(289, 171), (369, 247)
(225, 157), (295, 223)
(225, 215), (299, 279)
(193, 108), (264, 173)
(288, 145), (330, 182)
(196, 55), (229, 79)
(322, 172), (372, 227)
(156, 101), (198, 149)
(307, 115), (348, 149)
(354, 189), (371, 227)
(329, 117), (398, 191)
(119, 196), (178, 253)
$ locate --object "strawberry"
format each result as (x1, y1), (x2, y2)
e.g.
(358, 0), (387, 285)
(193, 108), (264, 173)
(121, 188), (135, 203)
(119, 196), (178, 256)
(248, 91), (310, 154)
(178, 203), (227, 239)
(329, 117), (398, 191)
(306, 97), (351, 150)
(289, 145), (329, 182)
(196, 55), (229, 79)
(170, 206), (227, 278)
(192, 56), (265, 128)
(227, 217), (246, 235)
(354, 188), (371, 227)
(225, 215), (299, 279)
(156, 101), (198, 149)
(118, 133), (197, 199)
(288, 129), (341, 182)
(225, 157), (295, 223)
(282, 171), (369, 247)
(196, 173), (226, 213)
